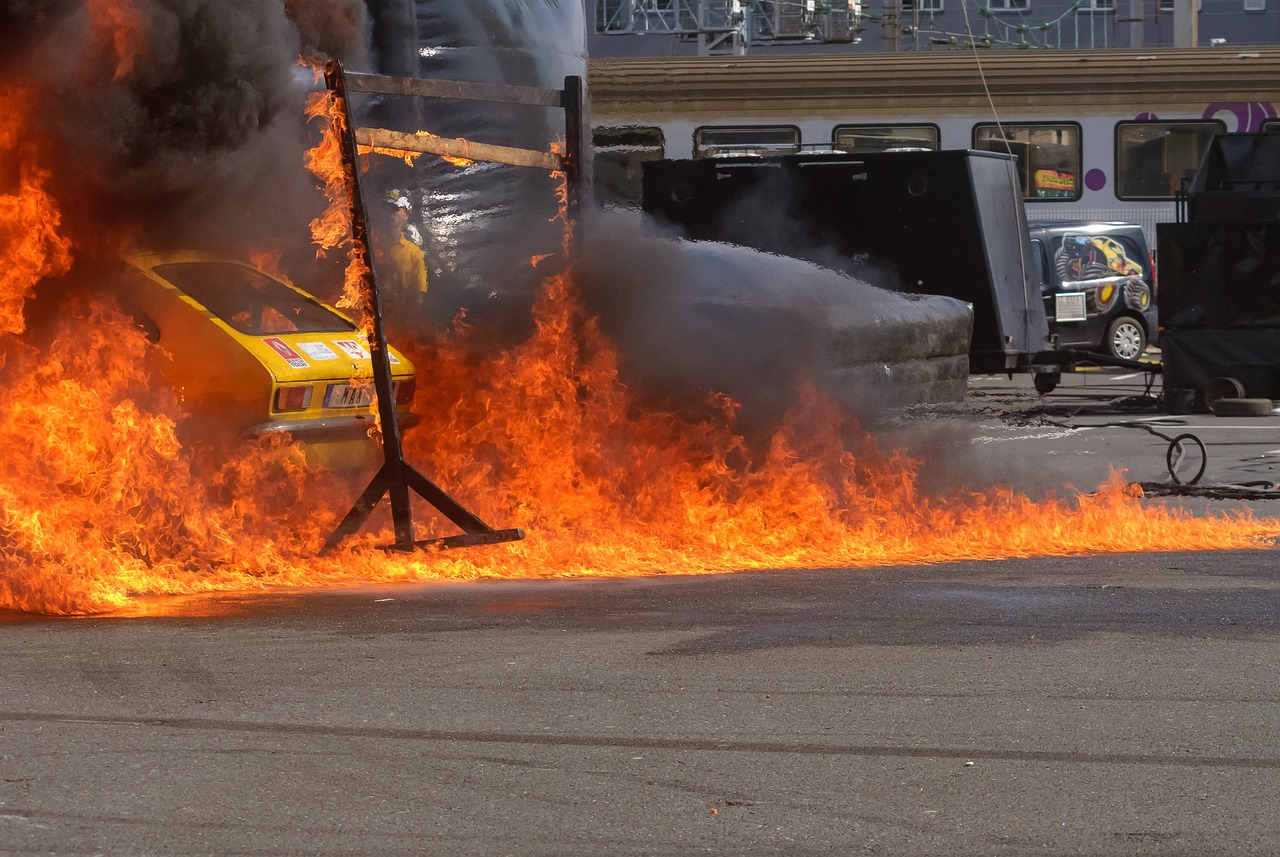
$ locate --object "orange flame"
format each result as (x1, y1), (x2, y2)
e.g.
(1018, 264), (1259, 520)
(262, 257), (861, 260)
(248, 243), (286, 279)
(415, 130), (474, 168)
(0, 93), (74, 336)
(401, 269), (1280, 579)
(1, 259), (1278, 617)
(303, 89), (369, 315)
(85, 0), (150, 81)
(0, 69), (1276, 619)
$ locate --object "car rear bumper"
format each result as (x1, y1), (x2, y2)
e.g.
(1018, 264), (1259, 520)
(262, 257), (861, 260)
(242, 412), (421, 442)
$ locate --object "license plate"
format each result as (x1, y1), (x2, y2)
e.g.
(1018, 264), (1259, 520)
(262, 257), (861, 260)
(324, 383), (376, 408)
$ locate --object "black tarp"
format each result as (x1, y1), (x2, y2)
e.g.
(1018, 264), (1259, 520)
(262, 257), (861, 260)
(360, 0), (589, 338)
(1157, 220), (1280, 402)
(1157, 133), (1280, 406)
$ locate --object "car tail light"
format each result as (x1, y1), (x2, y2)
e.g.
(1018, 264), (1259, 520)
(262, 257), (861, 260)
(394, 376), (416, 405)
(275, 385), (313, 412)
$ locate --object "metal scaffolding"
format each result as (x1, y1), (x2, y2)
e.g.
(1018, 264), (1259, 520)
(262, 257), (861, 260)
(595, 0), (861, 55)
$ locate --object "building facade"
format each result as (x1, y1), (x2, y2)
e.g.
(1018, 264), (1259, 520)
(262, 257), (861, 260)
(588, 0), (1280, 56)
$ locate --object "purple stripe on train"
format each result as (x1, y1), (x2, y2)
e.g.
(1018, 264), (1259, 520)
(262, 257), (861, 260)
(1137, 103), (1278, 131)
(1085, 104), (1280, 191)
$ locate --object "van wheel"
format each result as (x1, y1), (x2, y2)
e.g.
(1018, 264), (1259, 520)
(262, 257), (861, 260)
(1106, 316), (1146, 361)
(1034, 372), (1060, 394)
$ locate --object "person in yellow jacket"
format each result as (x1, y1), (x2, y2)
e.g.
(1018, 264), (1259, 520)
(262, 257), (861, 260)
(371, 189), (428, 316)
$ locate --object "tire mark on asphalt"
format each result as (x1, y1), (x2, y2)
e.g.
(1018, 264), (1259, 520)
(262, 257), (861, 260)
(2, 710), (1275, 769)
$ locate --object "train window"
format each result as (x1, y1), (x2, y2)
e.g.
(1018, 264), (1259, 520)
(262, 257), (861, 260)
(832, 124), (940, 152)
(592, 125), (666, 207)
(973, 123), (1081, 201)
(1115, 121), (1226, 200)
(1264, 120), (1280, 133)
(693, 126), (801, 159)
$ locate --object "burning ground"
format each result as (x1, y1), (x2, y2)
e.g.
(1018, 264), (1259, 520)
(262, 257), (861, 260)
(2, 0), (1278, 617)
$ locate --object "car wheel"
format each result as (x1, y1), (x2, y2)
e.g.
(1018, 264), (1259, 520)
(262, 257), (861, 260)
(1033, 372), (1060, 394)
(1105, 316), (1146, 361)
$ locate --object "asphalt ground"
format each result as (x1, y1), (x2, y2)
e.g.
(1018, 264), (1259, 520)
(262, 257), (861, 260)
(2, 363), (1278, 856)
(961, 360), (1280, 510)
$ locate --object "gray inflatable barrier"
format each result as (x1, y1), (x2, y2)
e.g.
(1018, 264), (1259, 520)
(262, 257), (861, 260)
(578, 227), (973, 434)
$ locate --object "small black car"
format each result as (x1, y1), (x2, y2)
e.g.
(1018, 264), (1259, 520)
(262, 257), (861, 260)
(1027, 220), (1159, 362)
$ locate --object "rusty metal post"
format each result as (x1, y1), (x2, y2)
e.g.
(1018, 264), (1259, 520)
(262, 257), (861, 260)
(560, 74), (584, 254)
(321, 60), (523, 555)
(323, 61), (414, 551)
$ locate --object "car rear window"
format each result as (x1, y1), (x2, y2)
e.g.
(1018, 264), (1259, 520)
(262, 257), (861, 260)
(153, 262), (355, 335)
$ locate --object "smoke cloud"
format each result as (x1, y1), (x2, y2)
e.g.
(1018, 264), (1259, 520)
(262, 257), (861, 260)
(577, 211), (974, 441)
(4, 0), (369, 284)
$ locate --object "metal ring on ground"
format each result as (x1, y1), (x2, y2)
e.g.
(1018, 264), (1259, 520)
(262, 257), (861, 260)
(1166, 433), (1207, 486)
(1204, 376), (1245, 408)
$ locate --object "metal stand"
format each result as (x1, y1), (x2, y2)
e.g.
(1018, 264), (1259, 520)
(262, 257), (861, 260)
(320, 60), (582, 553)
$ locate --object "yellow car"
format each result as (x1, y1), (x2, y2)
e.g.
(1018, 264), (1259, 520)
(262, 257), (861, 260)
(118, 251), (417, 469)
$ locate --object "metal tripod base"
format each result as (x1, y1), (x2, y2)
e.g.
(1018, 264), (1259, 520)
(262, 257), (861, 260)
(383, 528), (527, 553)
(321, 455), (524, 555)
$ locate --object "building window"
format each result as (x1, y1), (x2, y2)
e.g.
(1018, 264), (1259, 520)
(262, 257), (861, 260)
(973, 123), (1082, 201)
(693, 126), (801, 159)
(1078, 0), (1114, 11)
(832, 124), (940, 153)
(1244, 0), (1265, 11)
(1115, 120), (1226, 199)
(903, 0), (946, 11)
(988, 0), (1029, 10)
(1158, 0), (1173, 9)
(592, 125), (665, 206)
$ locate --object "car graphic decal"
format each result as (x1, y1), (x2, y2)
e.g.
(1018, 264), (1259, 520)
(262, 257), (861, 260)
(1055, 234), (1145, 283)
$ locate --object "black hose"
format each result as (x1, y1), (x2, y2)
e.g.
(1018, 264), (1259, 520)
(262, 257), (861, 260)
(1035, 415), (1280, 499)
(1135, 481), (1280, 500)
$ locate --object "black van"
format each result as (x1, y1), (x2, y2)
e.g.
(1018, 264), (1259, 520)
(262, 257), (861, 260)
(1026, 220), (1159, 362)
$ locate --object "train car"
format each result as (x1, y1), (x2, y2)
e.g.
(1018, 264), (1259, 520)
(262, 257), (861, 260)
(588, 48), (1280, 247)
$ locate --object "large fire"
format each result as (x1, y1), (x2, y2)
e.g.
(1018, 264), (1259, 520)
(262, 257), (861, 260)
(1, 8), (1277, 618)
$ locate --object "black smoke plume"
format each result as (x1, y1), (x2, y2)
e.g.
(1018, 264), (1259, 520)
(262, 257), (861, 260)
(5, 0), (369, 285)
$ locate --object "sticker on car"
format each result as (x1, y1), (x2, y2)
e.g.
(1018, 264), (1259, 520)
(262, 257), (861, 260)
(297, 341), (341, 361)
(334, 338), (401, 364)
(262, 337), (309, 369)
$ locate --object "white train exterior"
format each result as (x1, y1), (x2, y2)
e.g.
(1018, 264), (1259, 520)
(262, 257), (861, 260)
(587, 48), (1280, 247)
